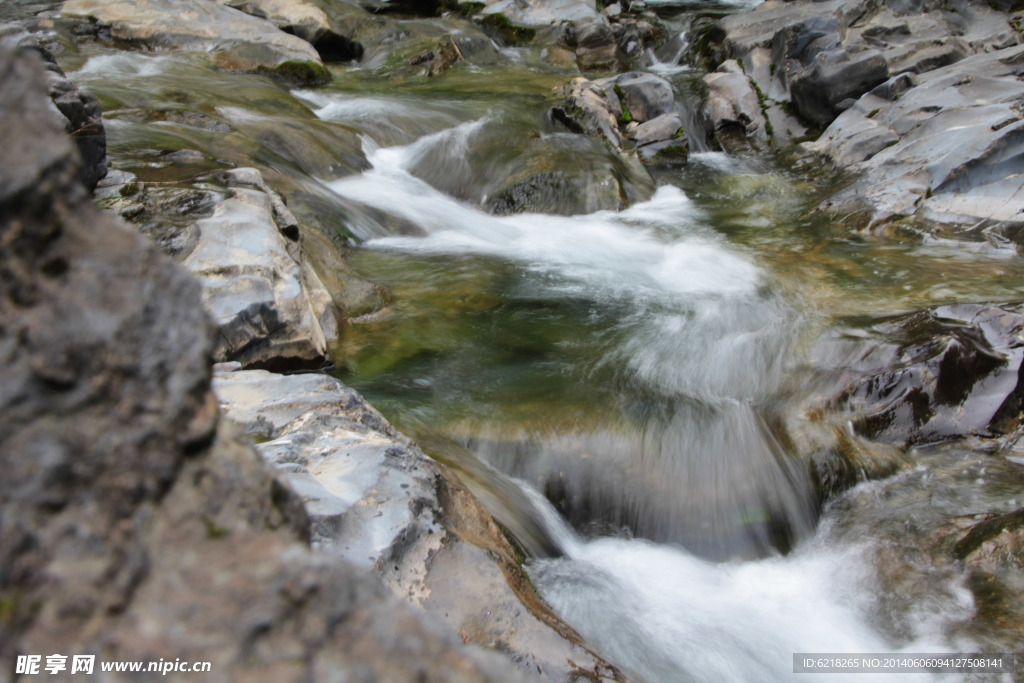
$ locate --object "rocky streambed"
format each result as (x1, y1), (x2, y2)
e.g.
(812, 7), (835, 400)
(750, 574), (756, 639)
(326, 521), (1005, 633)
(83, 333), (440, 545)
(5, 0), (1024, 679)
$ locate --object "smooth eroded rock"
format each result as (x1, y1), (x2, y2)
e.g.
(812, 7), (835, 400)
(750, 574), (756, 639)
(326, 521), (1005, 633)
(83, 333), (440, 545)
(62, 0), (329, 80)
(213, 368), (622, 682)
(183, 168), (338, 370)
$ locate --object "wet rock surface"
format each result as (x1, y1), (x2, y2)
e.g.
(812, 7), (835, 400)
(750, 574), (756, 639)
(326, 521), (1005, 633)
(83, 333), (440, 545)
(213, 368), (622, 682)
(1, 41), (517, 682)
(702, 0), (1024, 229)
(61, 0), (329, 80)
(182, 168), (338, 370)
(813, 303), (1024, 448)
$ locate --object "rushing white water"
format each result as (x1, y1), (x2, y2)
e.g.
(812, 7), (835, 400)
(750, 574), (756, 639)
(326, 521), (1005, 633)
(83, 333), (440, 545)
(324, 123), (816, 556)
(511, 482), (975, 683)
(74, 52), (172, 77)
(319, 104), (989, 683)
(327, 125), (760, 298)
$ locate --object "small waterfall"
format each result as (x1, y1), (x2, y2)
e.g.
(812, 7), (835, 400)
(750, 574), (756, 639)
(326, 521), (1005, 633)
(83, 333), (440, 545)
(326, 127), (818, 558)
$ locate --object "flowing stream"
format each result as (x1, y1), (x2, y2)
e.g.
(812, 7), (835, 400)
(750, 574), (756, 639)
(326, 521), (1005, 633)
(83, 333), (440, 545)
(62, 0), (1024, 678)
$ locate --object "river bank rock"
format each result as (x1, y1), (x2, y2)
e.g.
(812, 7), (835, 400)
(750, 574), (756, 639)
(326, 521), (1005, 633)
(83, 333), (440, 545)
(213, 368), (622, 682)
(811, 303), (1024, 448)
(182, 168), (338, 370)
(1, 23), (107, 189)
(61, 0), (331, 83)
(1, 41), (516, 682)
(700, 0), (1023, 229)
(553, 71), (689, 162)
(807, 44), (1024, 229)
(700, 0), (1020, 134)
(215, 0), (363, 62)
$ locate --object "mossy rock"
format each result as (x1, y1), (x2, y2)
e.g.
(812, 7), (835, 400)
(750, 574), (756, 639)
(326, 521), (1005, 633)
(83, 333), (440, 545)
(478, 12), (536, 46)
(259, 60), (331, 86)
(441, 0), (485, 16)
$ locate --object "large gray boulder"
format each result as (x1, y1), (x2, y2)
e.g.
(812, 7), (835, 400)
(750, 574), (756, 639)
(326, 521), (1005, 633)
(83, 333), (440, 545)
(0, 41), (514, 682)
(61, 0), (330, 82)
(789, 45), (889, 128)
(213, 369), (622, 682)
(807, 44), (1024, 228)
(214, 0), (363, 61)
(183, 168), (338, 370)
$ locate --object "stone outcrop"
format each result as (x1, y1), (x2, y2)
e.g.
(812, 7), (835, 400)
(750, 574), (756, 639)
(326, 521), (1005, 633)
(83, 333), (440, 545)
(0, 24), (107, 190)
(1, 41), (521, 681)
(811, 303), (1024, 448)
(554, 71), (689, 161)
(213, 369), (622, 682)
(181, 168), (338, 370)
(807, 44), (1024, 228)
(700, 0), (1024, 229)
(61, 0), (330, 83)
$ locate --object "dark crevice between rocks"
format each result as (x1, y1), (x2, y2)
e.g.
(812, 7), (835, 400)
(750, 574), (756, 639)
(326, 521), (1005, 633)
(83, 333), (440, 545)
(280, 26), (364, 63)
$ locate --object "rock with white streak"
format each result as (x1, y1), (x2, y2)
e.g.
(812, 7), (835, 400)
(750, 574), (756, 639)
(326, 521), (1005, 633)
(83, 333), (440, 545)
(183, 168), (337, 369)
(213, 368), (623, 682)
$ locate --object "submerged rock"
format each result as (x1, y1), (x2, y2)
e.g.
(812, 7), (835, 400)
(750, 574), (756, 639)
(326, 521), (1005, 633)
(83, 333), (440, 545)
(213, 368), (623, 682)
(1, 41), (515, 681)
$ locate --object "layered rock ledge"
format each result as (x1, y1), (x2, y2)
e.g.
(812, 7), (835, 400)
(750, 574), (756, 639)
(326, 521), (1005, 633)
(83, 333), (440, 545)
(699, 0), (1024, 230)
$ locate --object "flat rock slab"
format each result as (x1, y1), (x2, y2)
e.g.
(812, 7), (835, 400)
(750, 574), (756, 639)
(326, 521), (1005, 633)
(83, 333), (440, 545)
(213, 368), (622, 682)
(62, 0), (324, 73)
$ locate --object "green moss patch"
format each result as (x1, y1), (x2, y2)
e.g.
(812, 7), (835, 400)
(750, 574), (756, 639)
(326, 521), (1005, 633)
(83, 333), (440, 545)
(445, 0), (485, 16)
(613, 84), (633, 124)
(478, 13), (536, 46)
(259, 60), (331, 87)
